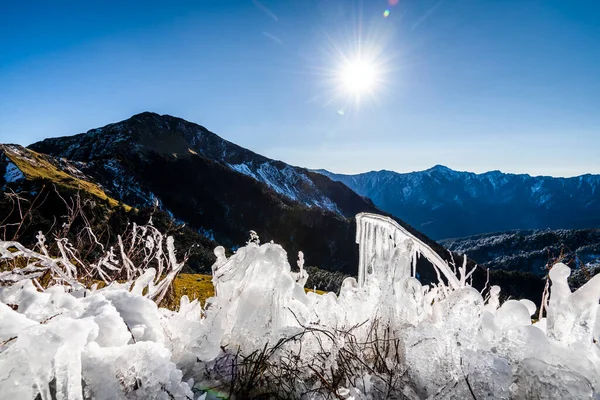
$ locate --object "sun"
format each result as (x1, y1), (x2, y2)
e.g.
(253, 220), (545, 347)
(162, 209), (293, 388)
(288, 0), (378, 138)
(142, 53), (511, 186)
(317, 18), (393, 113)
(327, 52), (385, 113)
(340, 59), (378, 95)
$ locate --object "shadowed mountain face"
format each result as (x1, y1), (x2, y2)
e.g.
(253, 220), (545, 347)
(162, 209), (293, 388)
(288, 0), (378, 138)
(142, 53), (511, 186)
(29, 112), (367, 216)
(25, 112), (446, 275)
(317, 166), (600, 240)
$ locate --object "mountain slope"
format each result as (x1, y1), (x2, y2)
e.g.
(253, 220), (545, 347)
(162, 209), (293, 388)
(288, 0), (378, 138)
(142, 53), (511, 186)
(317, 166), (600, 239)
(31, 112), (354, 214)
(1, 144), (125, 209)
(27, 112), (448, 275)
(441, 228), (600, 275)
(0, 143), (221, 273)
(0, 113), (550, 300)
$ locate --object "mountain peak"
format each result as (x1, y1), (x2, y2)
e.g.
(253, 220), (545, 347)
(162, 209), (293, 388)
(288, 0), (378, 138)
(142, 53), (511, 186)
(31, 112), (215, 161)
(131, 111), (161, 119)
(426, 165), (459, 176)
(128, 111), (182, 124)
(27, 113), (382, 218)
(428, 164), (453, 172)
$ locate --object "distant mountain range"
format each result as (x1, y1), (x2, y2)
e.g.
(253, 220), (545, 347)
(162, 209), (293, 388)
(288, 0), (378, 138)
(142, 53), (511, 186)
(317, 166), (600, 240)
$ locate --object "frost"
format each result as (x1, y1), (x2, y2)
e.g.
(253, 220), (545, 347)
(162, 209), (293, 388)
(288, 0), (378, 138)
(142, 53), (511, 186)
(226, 162), (258, 180)
(1, 213), (600, 398)
(3, 161), (25, 183)
(227, 161), (342, 214)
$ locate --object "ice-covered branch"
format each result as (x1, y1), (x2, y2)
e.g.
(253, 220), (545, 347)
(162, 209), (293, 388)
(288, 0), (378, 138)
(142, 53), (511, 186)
(0, 221), (186, 300)
(355, 213), (462, 289)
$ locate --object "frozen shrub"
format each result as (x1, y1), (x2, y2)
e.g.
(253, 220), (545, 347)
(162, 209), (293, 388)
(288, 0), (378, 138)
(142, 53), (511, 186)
(1, 213), (600, 399)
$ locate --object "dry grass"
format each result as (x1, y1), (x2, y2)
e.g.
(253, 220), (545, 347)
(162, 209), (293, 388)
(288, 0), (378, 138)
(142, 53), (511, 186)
(305, 286), (327, 296)
(173, 274), (215, 306)
(170, 274), (325, 309)
(4, 146), (130, 211)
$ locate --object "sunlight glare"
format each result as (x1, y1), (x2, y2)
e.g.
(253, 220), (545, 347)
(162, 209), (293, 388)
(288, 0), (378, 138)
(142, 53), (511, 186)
(317, 14), (394, 114)
(340, 59), (378, 95)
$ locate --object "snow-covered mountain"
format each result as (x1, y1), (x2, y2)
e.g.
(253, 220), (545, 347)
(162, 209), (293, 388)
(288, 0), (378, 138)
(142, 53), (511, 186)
(317, 166), (600, 240)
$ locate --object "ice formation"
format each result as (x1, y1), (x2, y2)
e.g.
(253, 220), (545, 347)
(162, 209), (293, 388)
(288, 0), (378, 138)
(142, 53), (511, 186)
(1, 213), (600, 399)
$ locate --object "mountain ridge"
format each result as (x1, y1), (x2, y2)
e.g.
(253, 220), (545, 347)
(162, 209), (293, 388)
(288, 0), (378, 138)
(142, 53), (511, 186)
(441, 228), (600, 277)
(31, 112), (369, 215)
(318, 165), (600, 240)
(317, 164), (598, 180)
(25, 112), (453, 277)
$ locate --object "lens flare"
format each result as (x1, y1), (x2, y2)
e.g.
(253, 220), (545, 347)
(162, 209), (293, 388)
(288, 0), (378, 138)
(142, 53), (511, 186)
(383, 9), (390, 18)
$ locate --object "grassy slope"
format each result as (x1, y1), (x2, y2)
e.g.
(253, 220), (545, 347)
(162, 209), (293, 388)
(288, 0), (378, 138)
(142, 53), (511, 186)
(172, 273), (325, 309)
(172, 274), (215, 306)
(3, 146), (130, 211)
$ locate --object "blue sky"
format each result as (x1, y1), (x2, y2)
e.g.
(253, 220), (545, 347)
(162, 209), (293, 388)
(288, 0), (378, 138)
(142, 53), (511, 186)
(1, 0), (599, 177)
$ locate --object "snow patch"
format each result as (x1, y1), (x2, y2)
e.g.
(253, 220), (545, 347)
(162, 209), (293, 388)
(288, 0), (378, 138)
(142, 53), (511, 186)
(227, 162), (258, 180)
(3, 161), (25, 183)
(228, 162), (341, 214)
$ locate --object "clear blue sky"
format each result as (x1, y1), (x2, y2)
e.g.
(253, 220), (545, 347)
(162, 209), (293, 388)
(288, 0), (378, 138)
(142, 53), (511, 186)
(1, 0), (599, 177)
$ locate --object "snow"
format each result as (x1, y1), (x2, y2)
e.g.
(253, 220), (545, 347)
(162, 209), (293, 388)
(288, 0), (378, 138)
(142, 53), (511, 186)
(228, 161), (341, 213)
(226, 162), (258, 180)
(531, 180), (543, 194)
(1, 213), (600, 399)
(197, 227), (215, 241)
(318, 167), (600, 227)
(102, 159), (157, 207)
(3, 161), (25, 183)
(256, 163), (300, 200)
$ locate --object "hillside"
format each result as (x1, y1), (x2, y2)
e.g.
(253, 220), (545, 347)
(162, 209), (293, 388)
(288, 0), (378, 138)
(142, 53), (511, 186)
(23, 112), (455, 277)
(1, 112), (553, 299)
(1, 144), (125, 209)
(441, 228), (600, 276)
(317, 166), (600, 240)
(29, 112), (367, 217)
(0, 144), (220, 274)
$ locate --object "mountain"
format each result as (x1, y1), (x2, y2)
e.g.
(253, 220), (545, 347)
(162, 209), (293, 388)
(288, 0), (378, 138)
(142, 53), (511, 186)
(1, 143), (123, 208)
(22, 112), (445, 277)
(317, 165), (600, 240)
(30, 112), (354, 215)
(0, 112), (554, 300)
(0, 143), (221, 273)
(441, 228), (600, 276)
